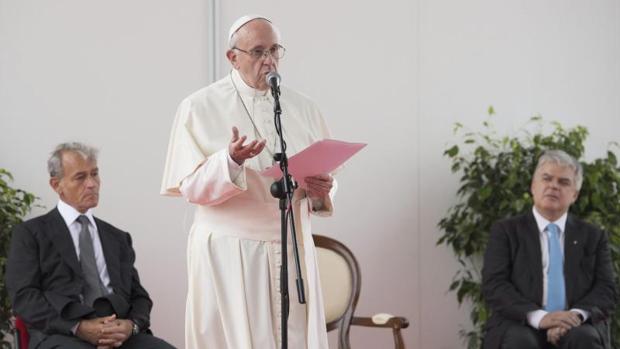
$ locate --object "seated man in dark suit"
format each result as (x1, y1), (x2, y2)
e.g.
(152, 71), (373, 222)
(6, 142), (175, 349)
(482, 150), (617, 349)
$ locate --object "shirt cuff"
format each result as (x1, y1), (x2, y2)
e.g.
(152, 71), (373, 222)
(227, 151), (243, 182)
(527, 310), (548, 329)
(71, 321), (80, 335)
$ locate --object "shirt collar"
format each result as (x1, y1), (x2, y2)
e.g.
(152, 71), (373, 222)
(57, 199), (95, 228)
(532, 206), (567, 233)
(231, 69), (270, 98)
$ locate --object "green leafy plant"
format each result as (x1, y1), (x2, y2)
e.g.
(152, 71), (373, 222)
(0, 169), (37, 348)
(438, 107), (620, 348)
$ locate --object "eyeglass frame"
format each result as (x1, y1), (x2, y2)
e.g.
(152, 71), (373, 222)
(232, 44), (286, 60)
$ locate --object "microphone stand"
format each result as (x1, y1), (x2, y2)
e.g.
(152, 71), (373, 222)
(269, 80), (306, 349)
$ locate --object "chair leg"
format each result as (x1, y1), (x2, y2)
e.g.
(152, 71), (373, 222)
(393, 327), (405, 349)
(338, 328), (352, 349)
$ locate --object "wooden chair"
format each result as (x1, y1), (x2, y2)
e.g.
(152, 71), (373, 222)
(313, 234), (409, 349)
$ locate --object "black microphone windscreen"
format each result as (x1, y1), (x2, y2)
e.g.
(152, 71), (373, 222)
(266, 71), (281, 87)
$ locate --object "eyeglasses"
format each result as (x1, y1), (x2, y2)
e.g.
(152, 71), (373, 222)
(233, 44), (286, 60)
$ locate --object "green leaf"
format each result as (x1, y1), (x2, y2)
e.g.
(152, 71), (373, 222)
(445, 145), (459, 157)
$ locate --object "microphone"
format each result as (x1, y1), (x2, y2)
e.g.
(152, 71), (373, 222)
(266, 71), (281, 97)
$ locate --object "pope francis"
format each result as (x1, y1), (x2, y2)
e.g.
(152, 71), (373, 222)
(161, 14), (336, 349)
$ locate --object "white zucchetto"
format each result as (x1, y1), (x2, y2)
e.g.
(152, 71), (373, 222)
(228, 14), (271, 47)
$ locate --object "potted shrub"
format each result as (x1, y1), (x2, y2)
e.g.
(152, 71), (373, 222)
(0, 169), (37, 348)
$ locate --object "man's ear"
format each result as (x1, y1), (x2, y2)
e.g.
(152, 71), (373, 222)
(226, 49), (239, 69)
(50, 177), (61, 194)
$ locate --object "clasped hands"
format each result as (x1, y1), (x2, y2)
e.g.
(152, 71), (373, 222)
(228, 127), (334, 198)
(539, 311), (583, 346)
(76, 314), (133, 348)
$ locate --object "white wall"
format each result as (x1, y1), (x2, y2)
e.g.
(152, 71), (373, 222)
(1, 1), (618, 348)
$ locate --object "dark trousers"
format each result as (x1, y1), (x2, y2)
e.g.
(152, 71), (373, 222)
(501, 323), (604, 349)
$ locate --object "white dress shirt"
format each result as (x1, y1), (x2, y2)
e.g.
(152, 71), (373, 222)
(527, 207), (589, 329)
(57, 199), (113, 294)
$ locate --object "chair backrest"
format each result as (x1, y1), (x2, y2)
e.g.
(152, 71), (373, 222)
(313, 234), (361, 347)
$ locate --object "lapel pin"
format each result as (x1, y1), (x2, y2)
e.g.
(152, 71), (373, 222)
(573, 240), (578, 245)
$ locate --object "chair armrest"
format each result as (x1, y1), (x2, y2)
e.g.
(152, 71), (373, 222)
(351, 313), (409, 329)
(351, 313), (409, 349)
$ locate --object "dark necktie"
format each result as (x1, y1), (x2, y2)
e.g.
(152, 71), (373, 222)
(545, 223), (566, 311)
(77, 215), (105, 305)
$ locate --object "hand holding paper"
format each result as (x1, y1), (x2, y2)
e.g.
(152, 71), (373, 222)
(304, 174), (334, 197)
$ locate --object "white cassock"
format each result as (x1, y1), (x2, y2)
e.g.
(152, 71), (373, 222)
(161, 69), (333, 349)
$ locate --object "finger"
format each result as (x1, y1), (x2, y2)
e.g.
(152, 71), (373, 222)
(308, 174), (332, 182)
(250, 140), (267, 154)
(304, 178), (332, 191)
(567, 313), (581, 326)
(547, 329), (554, 342)
(305, 186), (328, 198)
(236, 140), (259, 158)
(232, 135), (248, 150)
(318, 174), (333, 181)
(560, 314), (580, 327)
(556, 319), (574, 330)
(305, 175), (333, 186)
(98, 332), (126, 342)
(100, 314), (117, 324)
(243, 139), (258, 150)
(305, 182), (329, 194)
(98, 338), (121, 346)
(307, 187), (330, 196)
(231, 127), (239, 142)
(101, 323), (128, 333)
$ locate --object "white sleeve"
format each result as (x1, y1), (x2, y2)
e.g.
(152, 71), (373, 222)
(526, 309), (547, 329)
(179, 149), (247, 206)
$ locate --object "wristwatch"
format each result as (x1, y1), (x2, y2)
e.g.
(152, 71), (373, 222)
(131, 321), (140, 336)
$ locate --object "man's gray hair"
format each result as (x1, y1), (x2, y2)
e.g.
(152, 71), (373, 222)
(48, 142), (98, 178)
(534, 149), (583, 191)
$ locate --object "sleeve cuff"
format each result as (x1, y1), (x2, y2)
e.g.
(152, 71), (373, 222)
(527, 309), (548, 329)
(226, 151), (244, 183)
(71, 321), (80, 335)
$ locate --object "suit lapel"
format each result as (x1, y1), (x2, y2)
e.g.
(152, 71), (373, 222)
(95, 218), (121, 292)
(563, 214), (583, 305)
(46, 208), (82, 276)
(524, 211), (544, 304)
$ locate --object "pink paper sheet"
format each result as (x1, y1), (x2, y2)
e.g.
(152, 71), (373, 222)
(259, 139), (367, 182)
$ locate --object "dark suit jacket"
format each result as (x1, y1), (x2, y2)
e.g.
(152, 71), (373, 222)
(481, 210), (617, 349)
(5, 208), (153, 347)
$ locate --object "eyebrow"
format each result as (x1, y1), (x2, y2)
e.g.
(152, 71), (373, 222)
(541, 173), (572, 182)
(249, 44), (279, 50)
